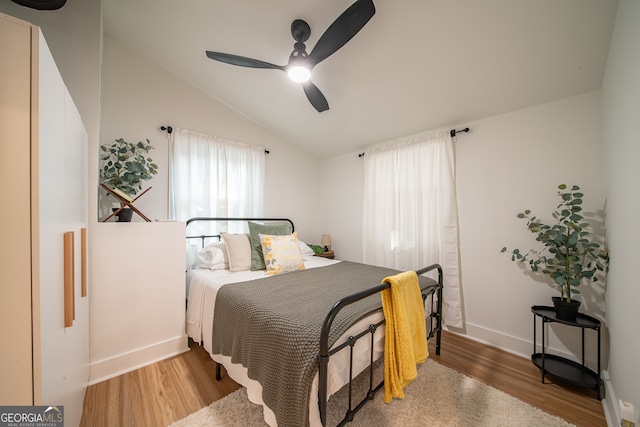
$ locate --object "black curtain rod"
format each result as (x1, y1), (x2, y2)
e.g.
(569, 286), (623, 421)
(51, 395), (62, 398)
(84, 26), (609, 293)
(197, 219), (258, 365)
(450, 127), (470, 137)
(162, 125), (269, 154)
(358, 127), (471, 158)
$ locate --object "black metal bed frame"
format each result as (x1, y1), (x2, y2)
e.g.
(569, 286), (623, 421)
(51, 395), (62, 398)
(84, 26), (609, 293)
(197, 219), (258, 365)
(186, 216), (294, 246)
(185, 217), (443, 427)
(318, 264), (442, 426)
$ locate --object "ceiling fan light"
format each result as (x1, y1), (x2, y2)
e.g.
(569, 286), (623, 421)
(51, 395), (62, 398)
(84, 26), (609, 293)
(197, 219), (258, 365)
(288, 66), (311, 83)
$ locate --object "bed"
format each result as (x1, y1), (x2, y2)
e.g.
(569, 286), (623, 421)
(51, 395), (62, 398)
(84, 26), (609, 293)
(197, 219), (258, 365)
(185, 217), (443, 427)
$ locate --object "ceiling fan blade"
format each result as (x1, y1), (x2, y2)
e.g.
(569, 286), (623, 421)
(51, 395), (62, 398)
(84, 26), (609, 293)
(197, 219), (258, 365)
(10, 0), (66, 9)
(302, 81), (329, 112)
(307, 0), (375, 67)
(206, 51), (284, 70)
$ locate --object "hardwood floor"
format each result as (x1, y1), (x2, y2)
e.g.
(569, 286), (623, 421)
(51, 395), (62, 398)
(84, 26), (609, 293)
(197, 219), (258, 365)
(80, 341), (240, 427)
(80, 330), (606, 427)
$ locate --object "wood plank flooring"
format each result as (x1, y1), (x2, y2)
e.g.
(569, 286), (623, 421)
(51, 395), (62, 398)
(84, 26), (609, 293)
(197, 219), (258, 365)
(80, 341), (240, 427)
(80, 330), (606, 427)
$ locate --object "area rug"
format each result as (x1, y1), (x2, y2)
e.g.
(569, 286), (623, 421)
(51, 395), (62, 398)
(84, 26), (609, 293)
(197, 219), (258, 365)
(169, 358), (574, 427)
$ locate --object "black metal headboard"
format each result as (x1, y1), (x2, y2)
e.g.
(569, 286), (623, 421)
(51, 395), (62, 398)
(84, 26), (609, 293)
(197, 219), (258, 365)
(185, 217), (295, 248)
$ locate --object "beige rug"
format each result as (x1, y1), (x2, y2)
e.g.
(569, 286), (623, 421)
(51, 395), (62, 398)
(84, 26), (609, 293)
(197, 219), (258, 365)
(170, 358), (574, 427)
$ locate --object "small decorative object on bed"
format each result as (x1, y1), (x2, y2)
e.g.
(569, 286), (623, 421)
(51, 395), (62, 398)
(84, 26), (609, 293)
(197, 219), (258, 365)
(99, 137), (158, 222)
(501, 184), (609, 320)
(185, 217), (443, 427)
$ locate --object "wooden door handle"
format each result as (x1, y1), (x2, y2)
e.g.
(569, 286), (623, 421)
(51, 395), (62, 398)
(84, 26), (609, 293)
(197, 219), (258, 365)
(64, 231), (74, 327)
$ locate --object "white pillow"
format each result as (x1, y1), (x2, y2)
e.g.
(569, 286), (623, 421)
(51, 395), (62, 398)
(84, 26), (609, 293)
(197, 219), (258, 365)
(196, 241), (228, 270)
(298, 240), (315, 257)
(260, 232), (305, 276)
(220, 233), (252, 272)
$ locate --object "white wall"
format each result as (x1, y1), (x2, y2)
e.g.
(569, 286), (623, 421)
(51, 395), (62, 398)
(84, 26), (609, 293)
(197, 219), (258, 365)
(323, 91), (605, 363)
(89, 222), (188, 384)
(456, 91), (605, 355)
(602, 0), (640, 424)
(100, 36), (324, 244)
(320, 153), (365, 261)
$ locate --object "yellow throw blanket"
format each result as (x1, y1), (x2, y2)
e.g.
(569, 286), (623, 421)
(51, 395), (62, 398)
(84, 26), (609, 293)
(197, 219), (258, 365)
(381, 270), (429, 403)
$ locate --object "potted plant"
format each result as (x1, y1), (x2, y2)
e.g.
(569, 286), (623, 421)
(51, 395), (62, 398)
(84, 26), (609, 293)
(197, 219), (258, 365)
(100, 137), (158, 222)
(501, 184), (609, 320)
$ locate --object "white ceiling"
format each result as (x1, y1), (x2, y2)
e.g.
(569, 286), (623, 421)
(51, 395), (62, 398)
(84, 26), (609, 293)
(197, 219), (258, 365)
(103, 0), (618, 159)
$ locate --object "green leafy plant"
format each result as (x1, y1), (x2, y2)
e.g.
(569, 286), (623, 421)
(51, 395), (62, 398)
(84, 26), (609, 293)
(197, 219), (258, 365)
(308, 244), (326, 254)
(100, 138), (158, 197)
(501, 184), (609, 302)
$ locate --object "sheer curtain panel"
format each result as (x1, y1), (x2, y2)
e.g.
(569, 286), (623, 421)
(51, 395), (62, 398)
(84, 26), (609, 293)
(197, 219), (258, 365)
(362, 131), (462, 328)
(169, 128), (264, 237)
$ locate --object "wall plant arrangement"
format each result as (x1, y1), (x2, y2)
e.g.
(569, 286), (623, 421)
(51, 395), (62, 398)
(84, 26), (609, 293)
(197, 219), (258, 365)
(501, 184), (609, 320)
(100, 137), (158, 221)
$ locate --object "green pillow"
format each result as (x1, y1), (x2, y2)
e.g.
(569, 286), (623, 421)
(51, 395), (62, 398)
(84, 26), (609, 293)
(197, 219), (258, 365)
(248, 221), (292, 270)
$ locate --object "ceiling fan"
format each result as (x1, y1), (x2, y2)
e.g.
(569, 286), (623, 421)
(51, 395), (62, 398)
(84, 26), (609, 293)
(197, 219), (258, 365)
(205, 0), (375, 112)
(10, 0), (66, 10)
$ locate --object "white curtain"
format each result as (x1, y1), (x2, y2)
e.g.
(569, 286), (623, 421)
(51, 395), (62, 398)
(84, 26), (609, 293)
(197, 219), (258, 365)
(169, 128), (264, 236)
(362, 131), (462, 328)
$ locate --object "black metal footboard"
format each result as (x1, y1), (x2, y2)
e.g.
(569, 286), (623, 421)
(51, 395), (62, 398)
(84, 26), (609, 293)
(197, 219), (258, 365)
(317, 264), (443, 427)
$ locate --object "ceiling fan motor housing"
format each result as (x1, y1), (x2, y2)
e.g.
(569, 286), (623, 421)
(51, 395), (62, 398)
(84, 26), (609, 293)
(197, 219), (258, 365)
(291, 19), (311, 43)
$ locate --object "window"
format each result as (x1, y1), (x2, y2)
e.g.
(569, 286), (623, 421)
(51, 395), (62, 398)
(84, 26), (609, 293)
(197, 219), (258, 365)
(169, 128), (264, 236)
(362, 131), (462, 328)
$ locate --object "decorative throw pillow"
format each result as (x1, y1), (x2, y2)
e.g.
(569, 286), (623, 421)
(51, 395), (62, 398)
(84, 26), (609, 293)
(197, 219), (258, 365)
(259, 232), (305, 276)
(220, 233), (252, 272)
(248, 221), (293, 271)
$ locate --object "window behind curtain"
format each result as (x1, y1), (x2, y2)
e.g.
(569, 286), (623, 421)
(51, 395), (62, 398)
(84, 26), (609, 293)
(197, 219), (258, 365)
(169, 128), (264, 237)
(362, 131), (462, 328)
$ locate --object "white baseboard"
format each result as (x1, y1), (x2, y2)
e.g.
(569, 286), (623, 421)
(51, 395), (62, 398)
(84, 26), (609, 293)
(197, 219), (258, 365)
(461, 322), (532, 359)
(460, 321), (599, 365)
(88, 334), (189, 385)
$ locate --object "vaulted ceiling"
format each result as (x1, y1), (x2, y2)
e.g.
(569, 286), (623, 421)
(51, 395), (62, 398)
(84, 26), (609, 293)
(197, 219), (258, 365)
(103, 0), (618, 159)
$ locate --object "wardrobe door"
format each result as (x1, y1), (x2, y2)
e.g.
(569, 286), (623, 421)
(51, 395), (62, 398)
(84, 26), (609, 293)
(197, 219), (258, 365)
(37, 29), (89, 426)
(0, 14), (36, 405)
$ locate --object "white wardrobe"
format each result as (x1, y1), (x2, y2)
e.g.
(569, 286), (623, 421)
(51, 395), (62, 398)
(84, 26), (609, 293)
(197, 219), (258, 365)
(0, 13), (89, 427)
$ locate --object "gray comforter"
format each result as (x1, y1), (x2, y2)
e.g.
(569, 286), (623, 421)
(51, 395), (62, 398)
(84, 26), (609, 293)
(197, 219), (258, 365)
(211, 261), (434, 427)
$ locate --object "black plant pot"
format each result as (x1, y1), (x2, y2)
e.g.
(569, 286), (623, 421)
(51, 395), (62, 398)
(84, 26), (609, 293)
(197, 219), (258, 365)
(552, 296), (581, 321)
(112, 207), (134, 222)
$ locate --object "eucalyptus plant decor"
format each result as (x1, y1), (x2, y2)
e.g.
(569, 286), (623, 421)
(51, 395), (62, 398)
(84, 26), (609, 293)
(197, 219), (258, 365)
(501, 184), (609, 319)
(100, 137), (158, 197)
